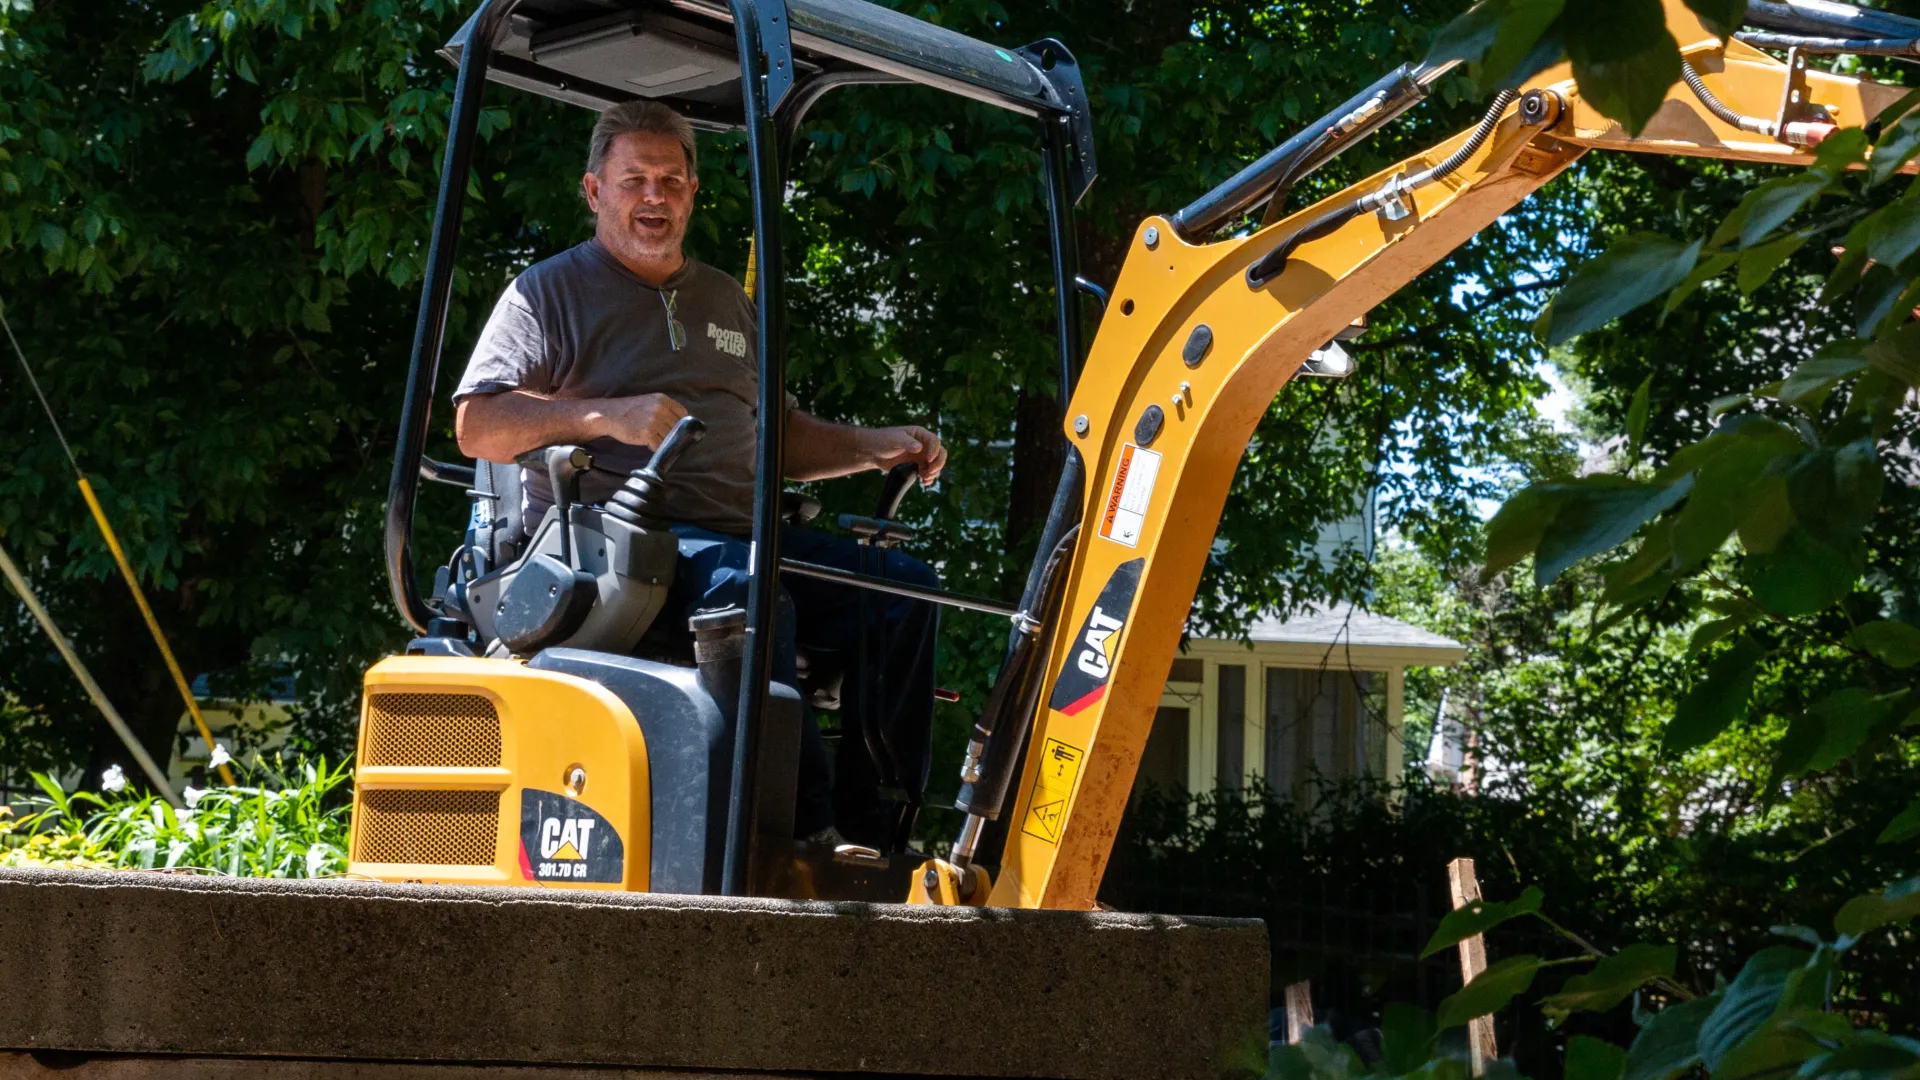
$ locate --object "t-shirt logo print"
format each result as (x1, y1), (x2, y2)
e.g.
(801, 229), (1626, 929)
(707, 322), (748, 358)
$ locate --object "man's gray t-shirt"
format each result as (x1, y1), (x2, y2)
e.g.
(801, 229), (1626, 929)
(454, 240), (787, 536)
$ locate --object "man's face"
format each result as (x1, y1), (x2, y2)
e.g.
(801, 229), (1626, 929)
(583, 130), (697, 266)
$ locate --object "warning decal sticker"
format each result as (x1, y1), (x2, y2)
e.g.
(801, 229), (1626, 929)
(1021, 737), (1085, 844)
(518, 788), (624, 884)
(1045, 558), (1145, 718)
(1098, 443), (1162, 548)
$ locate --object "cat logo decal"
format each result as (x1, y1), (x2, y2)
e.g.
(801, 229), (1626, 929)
(1046, 558), (1144, 717)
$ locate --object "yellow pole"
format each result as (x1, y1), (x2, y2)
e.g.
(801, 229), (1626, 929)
(75, 476), (236, 786)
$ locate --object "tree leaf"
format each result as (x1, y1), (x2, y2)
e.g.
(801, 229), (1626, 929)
(1698, 947), (1811, 1073)
(1536, 475), (1693, 585)
(1683, 0), (1747, 37)
(1870, 107), (1920, 185)
(1744, 530), (1861, 615)
(1834, 877), (1920, 938)
(1774, 689), (1904, 784)
(1663, 635), (1763, 753)
(1786, 440), (1881, 548)
(1687, 613), (1751, 655)
(1566, 1036), (1628, 1080)
(1862, 321), (1920, 386)
(1662, 250), (1737, 316)
(1537, 234), (1703, 346)
(1865, 194), (1920, 270)
(1737, 231), (1810, 295)
(1425, 0), (1569, 90)
(1671, 438), (1803, 569)
(1484, 483), (1577, 577)
(1542, 944), (1678, 1023)
(1626, 375), (1651, 460)
(1779, 347), (1867, 412)
(1848, 620), (1920, 668)
(1380, 1002), (1439, 1075)
(1437, 955), (1544, 1030)
(1421, 885), (1545, 958)
(1877, 800), (1920, 844)
(1625, 993), (1721, 1080)
(1562, 1), (1681, 137)
(1722, 174), (1827, 250)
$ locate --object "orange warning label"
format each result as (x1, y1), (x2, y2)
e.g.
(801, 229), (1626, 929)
(1098, 443), (1161, 548)
(1021, 738), (1085, 844)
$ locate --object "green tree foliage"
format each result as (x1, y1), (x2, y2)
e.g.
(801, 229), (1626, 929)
(0, 0), (1558, 780)
(1452, 0), (1920, 856)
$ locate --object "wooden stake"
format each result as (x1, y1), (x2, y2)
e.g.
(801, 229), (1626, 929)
(1447, 857), (1498, 1076)
(1283, 980), (1314, 1044)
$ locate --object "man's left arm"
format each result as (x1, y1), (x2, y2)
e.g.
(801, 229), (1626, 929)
(784, 410), (947, 486)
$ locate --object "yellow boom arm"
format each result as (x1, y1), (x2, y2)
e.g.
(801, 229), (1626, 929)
(976, 2), (1909, 909)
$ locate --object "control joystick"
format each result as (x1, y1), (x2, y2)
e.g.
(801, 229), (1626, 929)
(607, 416), (707, 528)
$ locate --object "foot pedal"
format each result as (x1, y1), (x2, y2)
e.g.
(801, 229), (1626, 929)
(832, 843), (888, 868)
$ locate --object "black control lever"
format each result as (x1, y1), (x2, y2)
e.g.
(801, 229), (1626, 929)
(876, 461), (919, 520)
(647, 415), (707, 479)
(606, 416), (707, 528)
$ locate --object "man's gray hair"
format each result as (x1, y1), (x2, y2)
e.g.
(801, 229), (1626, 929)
(587, 100), (697, 176)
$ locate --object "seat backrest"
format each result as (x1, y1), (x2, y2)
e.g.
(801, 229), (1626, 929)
(474, 460), (525, 568)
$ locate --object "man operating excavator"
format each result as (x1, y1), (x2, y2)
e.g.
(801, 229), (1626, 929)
(450, 100), (948, 847)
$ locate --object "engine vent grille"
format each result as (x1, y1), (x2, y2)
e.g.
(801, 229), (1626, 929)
(353, 789), (501, 866)
(363, 693), (501, 768)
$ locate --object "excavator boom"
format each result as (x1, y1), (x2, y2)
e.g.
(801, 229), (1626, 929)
(962, 0), (1912, 909)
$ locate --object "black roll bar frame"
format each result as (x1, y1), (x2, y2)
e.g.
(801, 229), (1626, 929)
(382, 0), (1094, 897)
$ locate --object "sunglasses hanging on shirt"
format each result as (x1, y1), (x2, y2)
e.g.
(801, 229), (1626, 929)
(661, 289), (686, 351)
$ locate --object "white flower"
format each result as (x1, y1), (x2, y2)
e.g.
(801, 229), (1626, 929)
(182, 786), (205, 809)
(100, 765), (127, 792)
(208, 744), (231, 769)
(305, 843), (330, 877)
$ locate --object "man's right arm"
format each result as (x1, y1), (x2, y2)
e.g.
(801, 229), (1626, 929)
(455, 390), (689, 462)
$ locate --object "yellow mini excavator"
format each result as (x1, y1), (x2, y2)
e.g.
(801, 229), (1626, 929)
(350, 0), (1914, 907)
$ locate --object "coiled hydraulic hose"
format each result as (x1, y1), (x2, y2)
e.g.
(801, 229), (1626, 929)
(1246, 89), (1518, 287)
(1681, 61), (1778, 135)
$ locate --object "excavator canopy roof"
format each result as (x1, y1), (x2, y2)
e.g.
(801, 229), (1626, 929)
(445, 0), (1086, 129)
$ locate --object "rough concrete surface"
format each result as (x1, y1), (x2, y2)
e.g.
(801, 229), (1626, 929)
(0, 868), (1269, 1080)
(0, 1051), (784, 1079)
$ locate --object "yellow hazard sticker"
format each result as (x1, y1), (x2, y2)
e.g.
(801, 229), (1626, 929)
(1021, 737), (1085, 844)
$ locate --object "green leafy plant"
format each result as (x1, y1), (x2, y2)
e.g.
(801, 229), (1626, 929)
(1271, 879), (1920, 1080)
(1452, 0), (1920, 851)
(1, 755), (351, 877)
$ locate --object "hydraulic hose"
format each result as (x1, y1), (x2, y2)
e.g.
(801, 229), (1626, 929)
(951, 524), (1081, 865)
(1681, 61), (1777, 135)
(1736, 32), (1920, 55)
(1246, 89), (1517, 287)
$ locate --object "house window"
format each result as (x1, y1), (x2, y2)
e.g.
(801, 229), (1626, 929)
(1217, 664), (1246, 788)
(1262, 667), (1384, 793)
(1167, 658), (1204, 684)
(1134, 705), (1190, 804)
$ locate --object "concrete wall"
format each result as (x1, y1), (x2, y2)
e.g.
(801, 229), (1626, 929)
(0, 868), (1269, 1080)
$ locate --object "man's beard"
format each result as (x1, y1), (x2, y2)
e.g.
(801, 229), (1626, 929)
(607, 212), (685, 261)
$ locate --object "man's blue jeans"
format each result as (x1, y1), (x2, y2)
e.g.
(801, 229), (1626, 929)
(667, 524), (940, 844)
